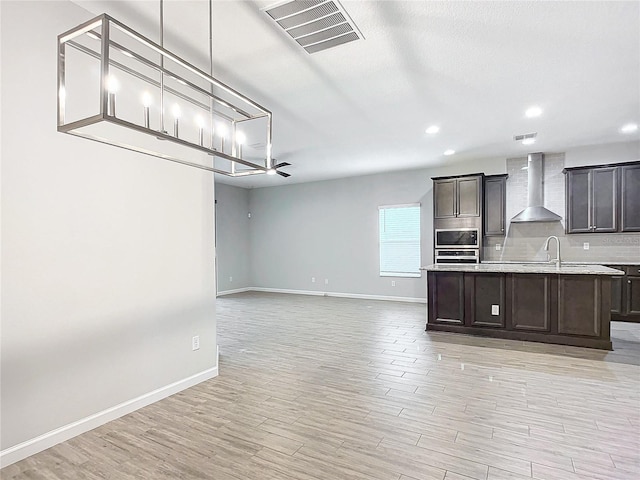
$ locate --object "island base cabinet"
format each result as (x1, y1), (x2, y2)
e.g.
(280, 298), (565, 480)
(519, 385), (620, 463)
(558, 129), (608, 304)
(558, 276), (609, 338)
(510, 275), (551, 332)
(469, 274), (505, 328)
(429, 273), (464, 324)
(427, 271), (613, 350)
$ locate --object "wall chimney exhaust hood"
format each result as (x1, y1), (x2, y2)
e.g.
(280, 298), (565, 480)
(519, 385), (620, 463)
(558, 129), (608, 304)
(511, 153), (562, 223)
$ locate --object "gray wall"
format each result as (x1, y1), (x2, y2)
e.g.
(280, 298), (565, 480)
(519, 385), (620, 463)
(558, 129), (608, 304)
(247, 158), (506, 300)
(1, 1), (216, 452)
(215, 141), (639, 301)
(215, 183), (251, 293)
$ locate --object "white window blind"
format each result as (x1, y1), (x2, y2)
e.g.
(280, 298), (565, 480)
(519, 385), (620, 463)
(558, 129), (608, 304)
(378, 204), (421, 277)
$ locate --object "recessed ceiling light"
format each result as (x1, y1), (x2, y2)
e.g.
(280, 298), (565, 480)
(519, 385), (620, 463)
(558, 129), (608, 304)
(522, 137), (536, 145)
(425, 125), (440, 134)
(525, 106), (542, 118)
(444, 149), (455, 156)
(621, 123), (638, 133)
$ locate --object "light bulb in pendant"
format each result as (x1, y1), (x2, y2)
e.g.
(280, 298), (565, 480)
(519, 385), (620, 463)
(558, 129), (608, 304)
(266, 168), (277, 176)
(172, 104), (181, 137)
(106, 75), (119, 93)
(141, 92), (152, 128)
(217, 123), (228, 152)
(195, 115), (206, 146)
(106, 75), (118, 116)
(142, 92), (153, 108)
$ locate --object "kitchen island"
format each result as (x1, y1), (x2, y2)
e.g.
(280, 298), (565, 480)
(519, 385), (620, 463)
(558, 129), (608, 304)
(424, 263), (624, 349)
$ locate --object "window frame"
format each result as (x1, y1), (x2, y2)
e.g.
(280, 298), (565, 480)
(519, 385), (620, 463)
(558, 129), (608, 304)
(378, 203), (422, 278)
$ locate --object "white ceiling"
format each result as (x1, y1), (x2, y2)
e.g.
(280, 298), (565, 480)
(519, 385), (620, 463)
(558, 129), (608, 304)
(72, 0), (640, 188)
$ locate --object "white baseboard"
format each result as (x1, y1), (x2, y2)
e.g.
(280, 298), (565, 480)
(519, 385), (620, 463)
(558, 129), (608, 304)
(0, 366), (218, 468)
(216, 287), (252, 296)
(250, 287), (426, 304)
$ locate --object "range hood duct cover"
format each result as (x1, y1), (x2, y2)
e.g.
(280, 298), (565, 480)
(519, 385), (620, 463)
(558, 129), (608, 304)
(511, 153), (562, 223)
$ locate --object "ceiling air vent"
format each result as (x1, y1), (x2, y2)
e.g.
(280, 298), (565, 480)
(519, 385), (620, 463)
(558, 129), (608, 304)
(514, 132), (537, 142)
(264, 0), (364, 54)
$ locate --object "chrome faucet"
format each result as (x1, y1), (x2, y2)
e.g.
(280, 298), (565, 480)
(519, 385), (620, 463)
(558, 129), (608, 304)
(543, 235), (561, 268)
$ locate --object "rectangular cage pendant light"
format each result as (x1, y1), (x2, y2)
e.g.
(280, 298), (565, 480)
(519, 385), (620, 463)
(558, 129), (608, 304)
(58, 14), (273, 176)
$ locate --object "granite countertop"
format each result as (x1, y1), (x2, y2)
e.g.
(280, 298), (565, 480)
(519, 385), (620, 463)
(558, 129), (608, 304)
(422, 263), (625, 275)
(482, 260), (638, 266)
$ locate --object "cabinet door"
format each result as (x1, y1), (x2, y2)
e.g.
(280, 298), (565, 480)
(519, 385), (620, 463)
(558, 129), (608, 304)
(457, 176), (481, 217)
(627, 276), (640, 315)
(566, 170), (592, 233)
(484, 176), (506, 235)
(510, 275), (550, 331)
(434, 180), (457, 218)
(471, 274), (505, 327)
(621, 164), (640, 232)
(611, 275), (623, 315)
(431, 272), (465, 324)
(558, 276), (601, 337)
(592, 167), (618, 233)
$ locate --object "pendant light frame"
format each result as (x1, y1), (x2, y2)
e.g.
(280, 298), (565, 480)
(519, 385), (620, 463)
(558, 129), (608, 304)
(57, 13), (273, 176)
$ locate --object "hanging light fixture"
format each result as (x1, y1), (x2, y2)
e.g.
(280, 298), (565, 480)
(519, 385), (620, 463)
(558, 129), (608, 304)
(57, 2), (280, 177)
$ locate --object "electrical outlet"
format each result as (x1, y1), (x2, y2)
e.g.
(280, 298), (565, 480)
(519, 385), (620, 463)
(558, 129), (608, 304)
(583, 242), (590, 250)
(311, 277), (316, 283)
(491, 305), (499, 316)
(391, 280), (396, 287)
(229, 276), (233, 282)
(324, 279), (329, 285)
(247, 213), (251, 218)
(495, 244), (501, 251)
(192, 335), (200, 351)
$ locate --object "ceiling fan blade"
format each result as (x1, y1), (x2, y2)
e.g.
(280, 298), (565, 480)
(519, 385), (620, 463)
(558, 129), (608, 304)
(277, 171), (291, 178)
(272, 162), (291, 169)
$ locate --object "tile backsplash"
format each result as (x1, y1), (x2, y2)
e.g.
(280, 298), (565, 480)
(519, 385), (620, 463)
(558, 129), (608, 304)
(483, 154), (640, 264)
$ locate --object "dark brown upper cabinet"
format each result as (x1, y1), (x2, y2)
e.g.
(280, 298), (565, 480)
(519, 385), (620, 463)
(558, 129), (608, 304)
(564, 161), (640, 234)
(484, 174), (507, 236)
(565, 166), (617, 233)
(433, 174), (482, 219)
(621, 163), (640, 232)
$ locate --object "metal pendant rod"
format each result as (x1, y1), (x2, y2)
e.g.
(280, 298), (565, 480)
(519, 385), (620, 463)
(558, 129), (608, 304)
(209, 0), (217, 163)
(159, 0), (165, 134)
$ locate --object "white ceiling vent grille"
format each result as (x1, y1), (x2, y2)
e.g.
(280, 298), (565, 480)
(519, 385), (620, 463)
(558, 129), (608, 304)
(514, 132), (537, 142)
(264, 0), (364, 54)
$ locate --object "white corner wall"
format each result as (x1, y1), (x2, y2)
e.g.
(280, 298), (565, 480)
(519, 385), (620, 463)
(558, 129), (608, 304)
(1, 0), (217, 465)
(215, 183), (251, 294)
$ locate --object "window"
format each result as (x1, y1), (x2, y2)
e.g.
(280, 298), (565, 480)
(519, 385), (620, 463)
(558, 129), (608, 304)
(378, 204), (421, 277)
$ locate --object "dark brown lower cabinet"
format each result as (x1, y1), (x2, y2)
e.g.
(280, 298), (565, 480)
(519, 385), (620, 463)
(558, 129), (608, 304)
(608, 265), (640, 323)
(557, 276), (601, 337)
(510, 275), (550, 331)
(427, 271), (613, 349)
(429, 272), (464, 324)
(628, 275), (640, 315)
(470, 274), (505, 328)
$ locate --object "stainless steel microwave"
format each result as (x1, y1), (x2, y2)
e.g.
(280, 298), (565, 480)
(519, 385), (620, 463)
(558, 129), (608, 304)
(435, 228), (479, 249)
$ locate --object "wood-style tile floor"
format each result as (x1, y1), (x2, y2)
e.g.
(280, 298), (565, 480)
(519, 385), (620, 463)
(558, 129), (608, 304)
(3, 292), (640, 479)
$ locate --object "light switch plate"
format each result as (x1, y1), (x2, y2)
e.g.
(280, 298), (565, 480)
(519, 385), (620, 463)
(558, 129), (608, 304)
(491, 305), (499, 316)
(583, 242), (590, 250)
